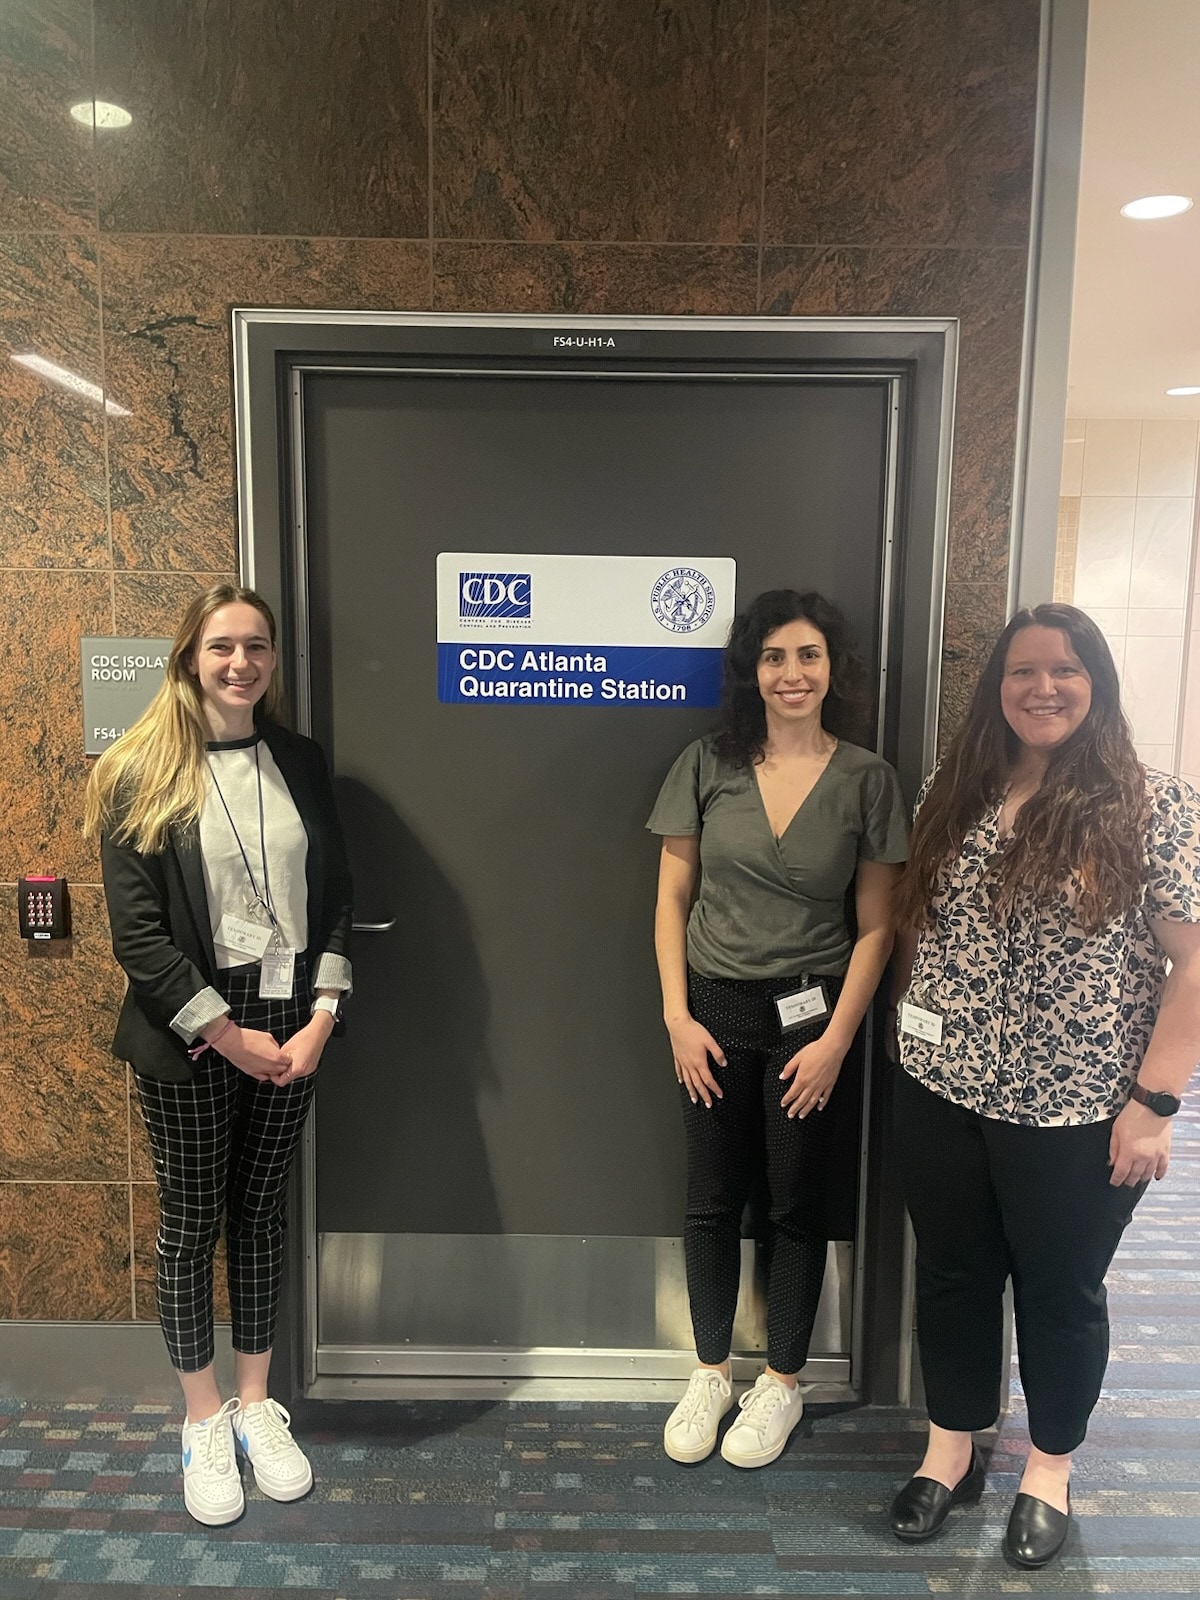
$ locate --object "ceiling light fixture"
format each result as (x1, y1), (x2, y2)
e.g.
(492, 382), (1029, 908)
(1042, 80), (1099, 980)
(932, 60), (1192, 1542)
(69, 100), (132, 129)
(1120, 194), (1193, 220)
(12, 352), (132, 417)
(1166, 386), (1200, 397)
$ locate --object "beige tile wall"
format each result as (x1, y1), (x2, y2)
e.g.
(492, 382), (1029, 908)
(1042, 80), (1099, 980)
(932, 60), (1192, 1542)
(1061, 419), (1200, 775)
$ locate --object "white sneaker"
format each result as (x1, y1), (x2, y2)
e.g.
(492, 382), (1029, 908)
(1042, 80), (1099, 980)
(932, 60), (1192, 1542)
(234, 1398), (314, 1501)
(720, 1373), (804, 1467)
(663, 1367), (735, 1463)
(181, 1398), (244, 1526)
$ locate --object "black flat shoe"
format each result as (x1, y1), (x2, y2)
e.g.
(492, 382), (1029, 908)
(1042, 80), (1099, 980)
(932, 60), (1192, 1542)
(1003, 1488), (1070, 1568)
(889, 1446), (985, 1542)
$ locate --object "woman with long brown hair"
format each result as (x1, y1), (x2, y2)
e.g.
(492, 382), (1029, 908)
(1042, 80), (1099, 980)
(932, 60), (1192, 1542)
(887, 603), (1200, 1567)
(85, 583), (353, 1527)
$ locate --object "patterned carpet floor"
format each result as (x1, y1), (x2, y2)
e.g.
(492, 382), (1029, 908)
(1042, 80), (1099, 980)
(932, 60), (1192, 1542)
(3, 1120), (1197, 1598)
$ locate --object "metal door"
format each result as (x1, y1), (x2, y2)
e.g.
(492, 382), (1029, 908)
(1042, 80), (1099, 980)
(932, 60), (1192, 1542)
(296, 360), (900, 1390)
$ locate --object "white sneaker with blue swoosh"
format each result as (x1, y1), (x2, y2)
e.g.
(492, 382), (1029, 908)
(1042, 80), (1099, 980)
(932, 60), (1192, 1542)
(233, 1398), (313, 1501)
(181, 1397), (243, 1525)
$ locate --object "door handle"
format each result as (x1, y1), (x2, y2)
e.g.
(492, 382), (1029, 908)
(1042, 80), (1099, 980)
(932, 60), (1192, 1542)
(351, 919), (396, 933)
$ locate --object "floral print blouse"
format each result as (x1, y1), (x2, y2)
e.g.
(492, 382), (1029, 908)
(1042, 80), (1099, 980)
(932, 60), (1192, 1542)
(899, 770), (1200, 1127)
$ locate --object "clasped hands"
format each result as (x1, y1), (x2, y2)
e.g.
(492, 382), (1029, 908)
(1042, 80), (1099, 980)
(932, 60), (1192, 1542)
(212, 1013), (334, 1085)
(667, 1014), (846, 1117)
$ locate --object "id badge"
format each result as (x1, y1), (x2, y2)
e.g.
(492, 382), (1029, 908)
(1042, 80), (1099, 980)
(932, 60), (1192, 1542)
(214, 912), (273, 961)
(899, 1001), (944, 1046)
(775, 981), (831, 1033)
(258, 947), (295, 1000)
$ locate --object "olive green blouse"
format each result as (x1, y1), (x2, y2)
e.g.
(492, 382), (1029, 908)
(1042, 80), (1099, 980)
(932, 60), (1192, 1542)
(647, 735), (909, 980)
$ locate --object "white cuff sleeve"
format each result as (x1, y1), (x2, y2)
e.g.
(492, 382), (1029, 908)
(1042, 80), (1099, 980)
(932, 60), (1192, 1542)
(313, 952), (352, 994)
(170, 987), (231, 1043)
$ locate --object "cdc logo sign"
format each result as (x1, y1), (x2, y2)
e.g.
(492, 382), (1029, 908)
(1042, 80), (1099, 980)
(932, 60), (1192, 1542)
(459, 572), (532, 620)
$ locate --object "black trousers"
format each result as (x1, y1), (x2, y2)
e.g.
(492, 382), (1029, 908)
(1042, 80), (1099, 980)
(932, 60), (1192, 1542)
(681, 969), (846, 1375)
(133, 960), (316, 1373)
(893, 1068), (1145, 1454)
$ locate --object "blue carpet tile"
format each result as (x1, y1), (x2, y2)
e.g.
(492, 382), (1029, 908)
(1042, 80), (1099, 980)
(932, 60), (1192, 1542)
(3, 1118), (1198, 1596)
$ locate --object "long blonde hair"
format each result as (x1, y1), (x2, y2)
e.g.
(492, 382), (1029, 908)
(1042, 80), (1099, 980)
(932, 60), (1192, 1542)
(84, 584), (285, 854)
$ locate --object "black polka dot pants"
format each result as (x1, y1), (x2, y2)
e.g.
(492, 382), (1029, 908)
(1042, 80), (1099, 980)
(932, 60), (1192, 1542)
(681, 968), (843, 1376)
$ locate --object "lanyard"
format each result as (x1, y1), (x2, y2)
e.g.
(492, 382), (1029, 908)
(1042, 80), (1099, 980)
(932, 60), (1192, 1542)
(208, 743), (277, 929)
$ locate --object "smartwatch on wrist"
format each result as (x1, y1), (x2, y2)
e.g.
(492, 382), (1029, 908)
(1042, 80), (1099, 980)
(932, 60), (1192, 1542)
(312, 995), (344, 1024)
(1129, 1082), (1181, 1117)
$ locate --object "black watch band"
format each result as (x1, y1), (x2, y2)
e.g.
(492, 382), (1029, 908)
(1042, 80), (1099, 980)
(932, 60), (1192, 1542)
(1130, 1082), (1181, 1118)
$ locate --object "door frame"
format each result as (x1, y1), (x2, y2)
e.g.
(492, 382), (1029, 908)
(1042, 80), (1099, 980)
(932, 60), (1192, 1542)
(232, 311), (958, 1403)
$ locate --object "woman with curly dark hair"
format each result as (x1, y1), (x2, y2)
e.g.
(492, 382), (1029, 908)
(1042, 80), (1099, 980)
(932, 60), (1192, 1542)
(887, 603), (1200, 1568)
(647, 589), (907, 1469)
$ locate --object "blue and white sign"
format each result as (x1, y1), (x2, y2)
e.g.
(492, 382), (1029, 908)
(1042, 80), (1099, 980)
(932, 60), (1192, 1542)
(436, 553), (736, 707)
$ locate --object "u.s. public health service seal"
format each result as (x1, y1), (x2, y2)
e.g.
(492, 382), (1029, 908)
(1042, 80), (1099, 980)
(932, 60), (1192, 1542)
(650, 567), (717, 634)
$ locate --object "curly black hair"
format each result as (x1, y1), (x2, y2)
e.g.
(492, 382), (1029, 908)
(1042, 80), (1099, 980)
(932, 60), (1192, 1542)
(713, 589), (871, 767)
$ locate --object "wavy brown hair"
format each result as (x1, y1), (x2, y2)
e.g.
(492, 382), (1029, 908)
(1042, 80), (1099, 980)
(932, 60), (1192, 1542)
(896, 604), (1149, 932)
(84, 583), (285, 854)
(713, 589), (871, 767)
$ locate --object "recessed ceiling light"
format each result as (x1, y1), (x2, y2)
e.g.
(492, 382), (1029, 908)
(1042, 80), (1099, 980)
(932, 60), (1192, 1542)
(69, 100), (132, 129)
(1120, 194), (1192, 220)
(1166, 386), (1200, 396)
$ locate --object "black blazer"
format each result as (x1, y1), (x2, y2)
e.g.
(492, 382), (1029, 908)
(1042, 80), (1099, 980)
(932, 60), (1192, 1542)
(101, 719), (354, 1082)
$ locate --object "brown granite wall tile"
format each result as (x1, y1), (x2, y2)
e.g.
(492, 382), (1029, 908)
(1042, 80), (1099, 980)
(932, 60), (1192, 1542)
(100, 235), (430, 571)
(765, 0), (1038, 247)
(94, 0), (428, 237)
(0, 0), (95, 230)
(128, 1068), (153, 1179)
(0, 1181), (132, 1319)
(939, 581), (1009, 746)
(113, 571), (234, 635)
(434, 243), (758, 315)
(760, 245), (1028, 596)
(0, 886), (128, 1180)
(0, 569), (110, 884)
(433, 0), (765, 243)
(132, 1180), (230, 1323)
(0, 234), (108, 568)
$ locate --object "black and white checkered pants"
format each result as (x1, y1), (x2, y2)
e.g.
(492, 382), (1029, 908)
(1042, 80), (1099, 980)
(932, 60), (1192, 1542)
(133, 958), (316, 1372)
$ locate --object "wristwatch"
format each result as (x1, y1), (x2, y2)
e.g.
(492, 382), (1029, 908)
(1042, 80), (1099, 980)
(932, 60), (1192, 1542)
(312, 994), (345, 1024)
(1129, 1082), (1181, 1117)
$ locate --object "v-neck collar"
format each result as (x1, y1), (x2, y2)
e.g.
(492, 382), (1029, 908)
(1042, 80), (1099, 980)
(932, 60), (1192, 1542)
(752, 740), (841, 844)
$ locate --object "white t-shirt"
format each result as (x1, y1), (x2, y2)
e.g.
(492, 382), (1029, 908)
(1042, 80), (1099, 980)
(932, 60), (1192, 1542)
(200, 735), (309, 967)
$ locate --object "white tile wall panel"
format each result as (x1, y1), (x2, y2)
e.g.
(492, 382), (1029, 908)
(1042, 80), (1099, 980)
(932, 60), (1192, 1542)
(1126, 608), (1185, 638)
(1074, 497), (1135, 608)
(1130, 499), (1193, 607)
(1123, 635), (1183, 747)
(1081, 419), (1141, 496)
(1137, 420), (1199, 499)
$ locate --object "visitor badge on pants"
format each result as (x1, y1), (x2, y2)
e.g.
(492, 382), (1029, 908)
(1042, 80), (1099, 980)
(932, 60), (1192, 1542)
(775, 982), (831, 1034)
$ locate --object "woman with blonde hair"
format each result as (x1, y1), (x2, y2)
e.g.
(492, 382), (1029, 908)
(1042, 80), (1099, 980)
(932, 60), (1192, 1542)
(85, 583), (353, 1527)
